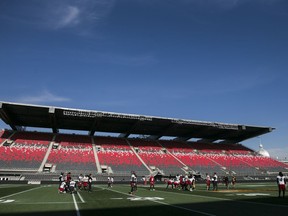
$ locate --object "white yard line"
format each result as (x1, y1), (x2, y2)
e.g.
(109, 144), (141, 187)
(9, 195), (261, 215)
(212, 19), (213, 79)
(72, 193), (81, 216)
(77, 191), (85, 203)
(96, 186), (216, 216)
(11, 202), (75, 205)
(150, 199), (216, 216)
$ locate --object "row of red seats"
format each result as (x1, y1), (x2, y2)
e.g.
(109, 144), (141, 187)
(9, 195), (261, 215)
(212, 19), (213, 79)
(97, 150), (143, 166)
(10, 131), (53, 145)
(159, 140), (251, 155)
(47, 148), (95, 164)
(174, 153), (218, 167)
(203, 154), (251, 168)
(159, 140), (194, 153)
(130, 139), (163, 152)
(138, 152), (182, 167)
(0, 146), (47, 162)
(237, 155), (288, 168)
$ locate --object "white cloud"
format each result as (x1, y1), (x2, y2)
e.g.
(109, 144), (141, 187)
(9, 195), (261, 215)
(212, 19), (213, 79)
(46, 0), (115, 31)
(55, 6), (80, 29)
(1, 0), (115, 33)
(17, 90), (70, 104)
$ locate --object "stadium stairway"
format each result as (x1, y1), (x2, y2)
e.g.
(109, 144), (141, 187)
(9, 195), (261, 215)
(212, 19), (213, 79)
(91, 137), (102, 173)
(38, 134), (56, 172)
(126, 139), (152, 173)
(157, 140), (195, 174)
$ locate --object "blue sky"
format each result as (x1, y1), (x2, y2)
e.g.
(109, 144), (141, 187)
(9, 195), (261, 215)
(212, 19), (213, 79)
(0, 0), (287, 159)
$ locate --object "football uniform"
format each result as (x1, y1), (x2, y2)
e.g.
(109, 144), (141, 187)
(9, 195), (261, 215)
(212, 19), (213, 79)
(59, 181), (66, 193)
(149, 176), (155, 186)
(206, 175), (211, 186)
(70, 180), (76, 193)
(277, 175), (286, 191)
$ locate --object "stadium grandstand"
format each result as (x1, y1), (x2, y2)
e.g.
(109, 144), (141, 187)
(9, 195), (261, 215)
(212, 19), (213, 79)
(0, 101), (287, 183)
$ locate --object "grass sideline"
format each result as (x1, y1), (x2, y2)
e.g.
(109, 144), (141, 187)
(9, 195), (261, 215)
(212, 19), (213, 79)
(0, 182), (287, 216)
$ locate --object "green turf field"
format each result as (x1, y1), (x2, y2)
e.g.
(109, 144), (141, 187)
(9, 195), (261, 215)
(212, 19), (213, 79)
(0, 182), (287, 216)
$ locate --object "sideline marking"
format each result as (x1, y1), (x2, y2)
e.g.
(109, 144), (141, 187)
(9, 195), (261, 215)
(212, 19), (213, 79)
(0, 186), (43, 199)
(72, 193), (81, 216)
(8, 201), (74, 205)
(127, 197), (164, 201)
(0, 199), (15, 203)
(97, 186), (216, 216)
(236, 193), (270, 197)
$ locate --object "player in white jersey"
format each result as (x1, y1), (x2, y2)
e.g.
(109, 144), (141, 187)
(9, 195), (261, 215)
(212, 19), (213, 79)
(82, 175), (89, 190)
(108, 176), (114, 187)
(212, 172), (218, 191)
(276, 172), (286, 198)
(70, 180), (76, 194)
(58, 181), (66, 193)
(188, 175), (195, 191)
(78, 174), (84, 190)
(129, 172), (137, 194)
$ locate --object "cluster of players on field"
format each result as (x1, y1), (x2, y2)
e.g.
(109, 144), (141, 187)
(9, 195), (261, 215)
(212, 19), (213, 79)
(58, 170), (286, 198)
(165, 172), (237, 192)
(165, 173), (196, 191)
(58, 171), (237, 195)
(128, 171), (239, 195)
(205, 172), (237, 191)
(58, 172), (93, 194)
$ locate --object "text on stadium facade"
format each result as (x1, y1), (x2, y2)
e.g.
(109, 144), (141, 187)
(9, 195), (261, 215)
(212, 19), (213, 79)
(171, 119), (239, 130)
(63, 110), (152, 121)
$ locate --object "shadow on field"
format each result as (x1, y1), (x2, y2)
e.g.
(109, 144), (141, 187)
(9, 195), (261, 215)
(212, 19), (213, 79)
(1, 195), (288, 216)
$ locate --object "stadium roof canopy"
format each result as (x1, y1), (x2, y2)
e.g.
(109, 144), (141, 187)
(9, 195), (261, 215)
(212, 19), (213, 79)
(0, 101), (274, 143)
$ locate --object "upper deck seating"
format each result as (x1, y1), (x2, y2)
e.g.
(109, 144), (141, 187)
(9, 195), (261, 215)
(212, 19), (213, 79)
(94, 136), (132, 150)
(129, 139), (184, 175)
(0, 131), (52, 171)
(235, 155), (288, 173)
(204, 153), (263, 175)
(0, 145), (47, 170)
(188, 142), (224, 153)
(173, 152), (224, 174)
(159, 140), (195, 153)
(160, 140), (253, 174)
(11, 131), (53, 146)
(95, 136), (148, 174)
(46, 134), (96, 172)
(129, 139), (162, 152)
(186, 142), (252, 154)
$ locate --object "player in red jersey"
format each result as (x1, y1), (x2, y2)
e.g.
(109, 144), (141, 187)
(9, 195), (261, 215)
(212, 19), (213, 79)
(149, 175), (155, 191)
(231, 176), (236, 189)
(206, 173), (211, 191)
